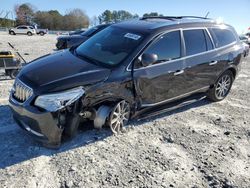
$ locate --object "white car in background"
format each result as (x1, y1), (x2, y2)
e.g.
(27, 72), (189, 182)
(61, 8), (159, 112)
(9, 26), (36, 36)
(242, 42), (249, 57)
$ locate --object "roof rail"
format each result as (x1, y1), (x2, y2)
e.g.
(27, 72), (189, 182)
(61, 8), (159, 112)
(141, 16), (211, 20)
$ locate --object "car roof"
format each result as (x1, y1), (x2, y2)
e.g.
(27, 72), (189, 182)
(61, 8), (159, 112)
(114, 16), (231, 33)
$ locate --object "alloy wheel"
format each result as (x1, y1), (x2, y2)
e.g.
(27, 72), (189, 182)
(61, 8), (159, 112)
(109, 100), (130, 134)
(215, 74), (231, 100)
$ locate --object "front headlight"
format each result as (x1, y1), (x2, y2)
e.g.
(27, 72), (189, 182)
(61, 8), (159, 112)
(34, 87), (84, 112)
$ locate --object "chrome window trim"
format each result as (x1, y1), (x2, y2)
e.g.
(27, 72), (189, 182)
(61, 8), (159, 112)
(141, 86), (210, 107)
(205, 28), (216, 48)
(130, 41), (236, 71)
(126, 26), (237, 72)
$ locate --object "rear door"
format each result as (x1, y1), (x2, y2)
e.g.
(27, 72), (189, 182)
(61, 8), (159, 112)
(182, 28), (219, 92)
(16, 26), (27, 34)
(133, 30), (187, 107)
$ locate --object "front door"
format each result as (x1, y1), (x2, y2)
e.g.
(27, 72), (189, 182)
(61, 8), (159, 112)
(133, 30), (187, 107)
(16, 26), (27, 34)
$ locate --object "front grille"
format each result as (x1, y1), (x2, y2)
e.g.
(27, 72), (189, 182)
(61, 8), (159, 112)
(13, 79), (33, 103)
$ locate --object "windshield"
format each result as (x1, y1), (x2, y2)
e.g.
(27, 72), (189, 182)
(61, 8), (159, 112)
(76, 26), (144, 66)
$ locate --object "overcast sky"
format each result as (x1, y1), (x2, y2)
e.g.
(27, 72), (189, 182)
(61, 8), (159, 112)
(1, 0), (250, 33)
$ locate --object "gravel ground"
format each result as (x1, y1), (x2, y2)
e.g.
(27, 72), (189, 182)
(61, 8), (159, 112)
(0, 32), (250, 188)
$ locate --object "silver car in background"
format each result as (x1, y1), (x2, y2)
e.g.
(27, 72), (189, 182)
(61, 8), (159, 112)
(9, 26), (36, 36)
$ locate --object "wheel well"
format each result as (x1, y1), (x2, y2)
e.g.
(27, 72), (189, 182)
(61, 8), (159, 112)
(227, 68), (236, 79)
(210, 68), (237, 89)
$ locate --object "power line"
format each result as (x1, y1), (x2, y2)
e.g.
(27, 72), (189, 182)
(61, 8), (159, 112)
(0, 10), (4, 17)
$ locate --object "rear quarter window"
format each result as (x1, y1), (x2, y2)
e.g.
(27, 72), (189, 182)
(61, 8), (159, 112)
(209, 28), (236, 48)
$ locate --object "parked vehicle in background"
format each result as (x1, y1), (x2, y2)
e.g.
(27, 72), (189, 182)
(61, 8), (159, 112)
(56, 24), (110, 50)
(239, 35), (250, 45)
(242, 42), (249, 57)
(9, 16), (245, 148)
(8, 25), (48, 36)
(9, 26), (36, 36)
(34, 28), (49, 36)
(69, 28), (87, 35)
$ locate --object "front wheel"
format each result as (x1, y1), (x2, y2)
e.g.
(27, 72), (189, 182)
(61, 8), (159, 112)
(9, 31), (15, 35)
(27, 32), (32, 36)
(207, 70), (234, 102)
(108, 100), (130, 134)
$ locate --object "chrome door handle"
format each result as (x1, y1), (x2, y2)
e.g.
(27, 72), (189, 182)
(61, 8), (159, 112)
(174, 70), (184, 76)
(209, 61), (218, 66)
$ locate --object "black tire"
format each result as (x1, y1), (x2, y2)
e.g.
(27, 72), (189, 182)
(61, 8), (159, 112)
(63, 115), (80, 139)
(27, 32), (32, 36)
(9, 31), (15, 35)
(9, 69), (19, 79)
(40, 32), (45, 36)
(57, 42), (67, 50)
(207, 70), (234, 102)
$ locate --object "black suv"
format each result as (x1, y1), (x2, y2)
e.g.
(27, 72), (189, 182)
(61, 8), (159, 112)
(9, 16), (244, 147)
(56, 24), (110, 50)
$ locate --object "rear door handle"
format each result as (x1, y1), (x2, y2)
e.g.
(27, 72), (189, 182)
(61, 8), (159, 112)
(209, 61), (218, 66)
(174, 70), (184, 76)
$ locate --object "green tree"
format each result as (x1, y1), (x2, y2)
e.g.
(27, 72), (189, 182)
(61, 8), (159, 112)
(143, 12), (164, 17)
(98, 10), (113, 24)
(99, 10), (139, 24)
(0, 18), (15, 27)
(34, 10), (63, 30)
(63, 9), (89, 30)
(14, 3), (35, 25)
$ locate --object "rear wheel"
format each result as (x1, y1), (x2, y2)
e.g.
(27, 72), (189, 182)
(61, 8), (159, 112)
(40, 32), (45, 36)
(207, 70), (234, 102)
(108, 100), (130, 134)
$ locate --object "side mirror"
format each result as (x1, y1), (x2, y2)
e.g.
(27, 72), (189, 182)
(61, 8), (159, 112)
(141, 53), (158, 67)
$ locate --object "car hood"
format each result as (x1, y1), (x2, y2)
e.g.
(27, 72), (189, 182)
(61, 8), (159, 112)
(18, 50), (111, 93)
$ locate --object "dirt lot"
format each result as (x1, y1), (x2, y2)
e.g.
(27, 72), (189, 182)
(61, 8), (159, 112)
(0, 32), (250, 188)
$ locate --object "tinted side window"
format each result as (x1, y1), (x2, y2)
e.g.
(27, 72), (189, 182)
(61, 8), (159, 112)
(210, 28), (236, 47)
(144, 31), (181, 64)
(183, 29), (207, 56)
(17, 26), (26, 29)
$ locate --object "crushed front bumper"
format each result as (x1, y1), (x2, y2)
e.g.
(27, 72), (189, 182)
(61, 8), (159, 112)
(9, 96), (63, 148)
